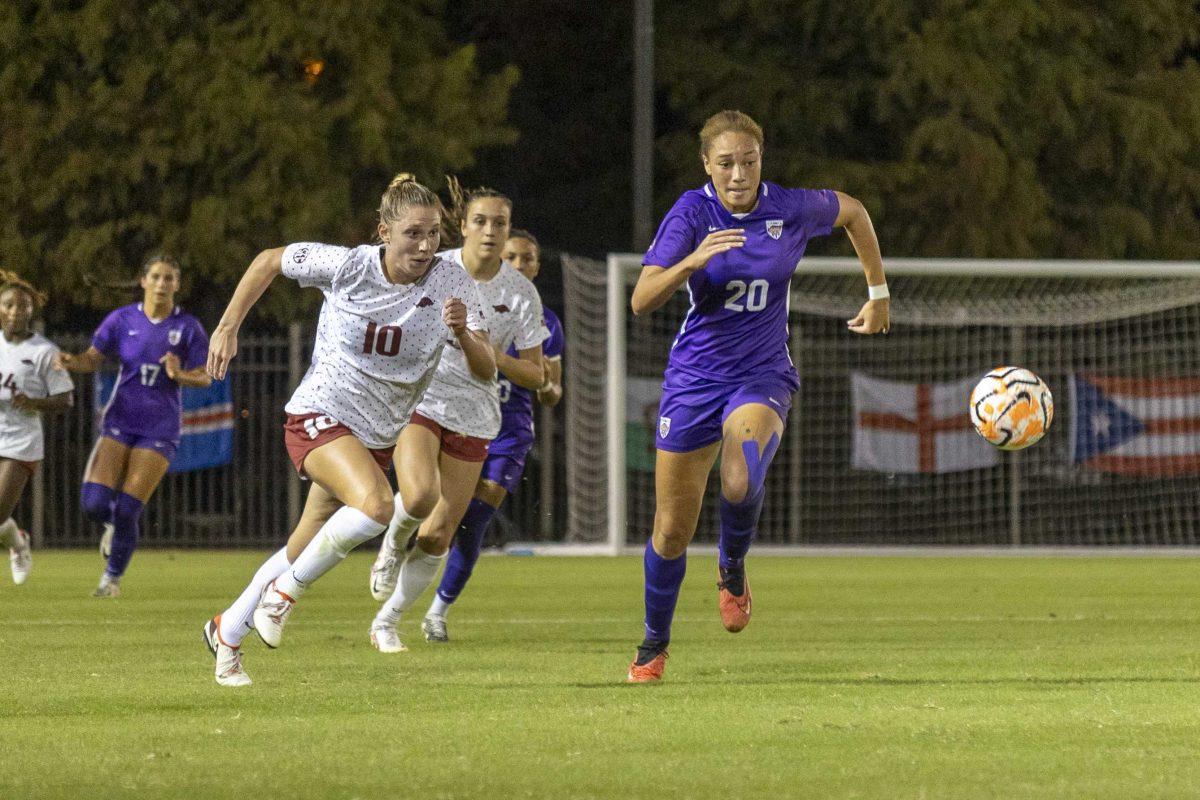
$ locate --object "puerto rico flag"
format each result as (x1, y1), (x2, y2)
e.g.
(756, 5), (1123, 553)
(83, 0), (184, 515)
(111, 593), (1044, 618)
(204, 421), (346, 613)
(851, 372), (999, 473)
(1070, 375), (1200, 475)
(94, 373), (234, 473)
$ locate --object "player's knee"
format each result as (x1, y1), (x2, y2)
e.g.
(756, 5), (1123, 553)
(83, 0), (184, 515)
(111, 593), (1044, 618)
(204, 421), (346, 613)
(399, 480), (438, 519)
(357, 489), (394, 527)
(80, 482), (115, 522)
(652, 520), (692, 559)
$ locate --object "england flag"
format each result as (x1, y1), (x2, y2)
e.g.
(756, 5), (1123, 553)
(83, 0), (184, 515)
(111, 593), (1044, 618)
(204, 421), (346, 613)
(1070, 374), (1200, 475)
(851, 372), (999, 474)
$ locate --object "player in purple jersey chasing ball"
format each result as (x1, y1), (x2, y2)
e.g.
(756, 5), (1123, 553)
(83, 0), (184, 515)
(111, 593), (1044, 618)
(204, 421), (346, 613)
(626, 111), (891, 682)
(56, 255), (211, 597)
(418, 229), (564, 641)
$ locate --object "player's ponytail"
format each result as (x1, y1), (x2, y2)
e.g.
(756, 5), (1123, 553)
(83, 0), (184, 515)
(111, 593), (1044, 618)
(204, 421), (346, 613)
(378, 173), (441, 232)
(699, 110), (765, 158)
(442, 174), (512, 247)
(0, 269), (47, 311)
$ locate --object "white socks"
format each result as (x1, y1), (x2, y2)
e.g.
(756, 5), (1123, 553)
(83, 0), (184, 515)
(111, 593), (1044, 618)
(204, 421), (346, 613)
(375, 547), (445, 627)
(0, 517), (17, 549)
(383, 492), (424, 553)
(276, 506), (386, 598)
(219, 547), (291, 647)
(427, 595), (451, 619)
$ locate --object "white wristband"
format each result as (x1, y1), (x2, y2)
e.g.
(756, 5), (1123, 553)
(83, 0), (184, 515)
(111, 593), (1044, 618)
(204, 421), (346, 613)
(868, 282), (890, 301)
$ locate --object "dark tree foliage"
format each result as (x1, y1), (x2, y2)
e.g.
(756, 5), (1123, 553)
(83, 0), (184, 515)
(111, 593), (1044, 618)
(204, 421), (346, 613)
(655, 0), (1200, 259)
(0, 0), (517, 325)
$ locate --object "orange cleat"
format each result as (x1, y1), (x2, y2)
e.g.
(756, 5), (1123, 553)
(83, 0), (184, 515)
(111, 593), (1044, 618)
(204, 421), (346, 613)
(627, 643), (669, 683)
(718, 565), (752, 633)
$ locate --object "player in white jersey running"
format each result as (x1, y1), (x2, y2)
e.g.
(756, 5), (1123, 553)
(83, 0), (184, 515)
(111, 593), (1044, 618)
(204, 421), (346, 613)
(0, 272), (74, 586)
(366, 180), (549, 653)
(200, 174), (494, 686)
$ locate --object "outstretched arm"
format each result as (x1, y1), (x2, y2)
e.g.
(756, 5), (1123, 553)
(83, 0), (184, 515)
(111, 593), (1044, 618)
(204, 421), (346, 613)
(630, 229), (747, 315)
(208, 248), (285, 379)
(834, 192), (890, 335)
(495, 346), (543, 391)
(53, 347), (104, 374)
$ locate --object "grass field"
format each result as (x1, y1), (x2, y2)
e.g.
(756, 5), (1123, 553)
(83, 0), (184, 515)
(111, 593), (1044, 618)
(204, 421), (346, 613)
(6, 551), (1200, 799)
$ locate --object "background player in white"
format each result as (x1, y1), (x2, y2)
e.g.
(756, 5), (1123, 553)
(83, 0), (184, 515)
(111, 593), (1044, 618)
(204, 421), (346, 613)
(0, 272), (74, 585)
(418, 229), (564, 641)
(366, 180), (549, 653)
(200, 174), (493, 686)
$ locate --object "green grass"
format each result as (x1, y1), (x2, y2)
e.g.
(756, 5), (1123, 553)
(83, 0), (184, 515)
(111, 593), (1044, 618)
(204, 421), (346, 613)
(5, 551), (1200, 799)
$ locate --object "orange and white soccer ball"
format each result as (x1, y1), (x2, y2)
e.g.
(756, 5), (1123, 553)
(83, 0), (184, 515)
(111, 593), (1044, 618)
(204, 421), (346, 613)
(969, 367), (1054, 450)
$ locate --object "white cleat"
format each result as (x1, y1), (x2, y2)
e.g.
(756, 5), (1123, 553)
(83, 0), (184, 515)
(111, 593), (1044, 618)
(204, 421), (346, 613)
(99, 523), (114, 560)
(369, 543), (400, 602)
(421, 614), (449, 643)
(369, 623), (408, 653)
(203, 616), (252, 687)
(252, 581), (295, 648)
(9, 528), (31, 585)
(92, 573), (120, 598)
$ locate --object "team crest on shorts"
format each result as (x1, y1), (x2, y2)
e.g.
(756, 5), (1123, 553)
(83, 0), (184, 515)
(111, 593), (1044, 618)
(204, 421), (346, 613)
(659, 416), (671, 438)
(765, 219), (784, 240)
(168, 328), (182, 345)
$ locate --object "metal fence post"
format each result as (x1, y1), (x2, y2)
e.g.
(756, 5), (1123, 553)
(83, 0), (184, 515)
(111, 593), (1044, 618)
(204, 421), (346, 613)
(538, 402), (556, 539)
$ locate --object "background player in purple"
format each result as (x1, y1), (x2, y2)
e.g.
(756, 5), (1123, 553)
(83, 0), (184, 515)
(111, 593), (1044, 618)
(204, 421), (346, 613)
(626, 110), (891, 682)
(420, 229), (564, 641)
(56, 255), (211, 597)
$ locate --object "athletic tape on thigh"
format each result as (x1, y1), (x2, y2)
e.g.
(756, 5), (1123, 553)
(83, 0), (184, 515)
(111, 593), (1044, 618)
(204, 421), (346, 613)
(741, 433), (780, 500)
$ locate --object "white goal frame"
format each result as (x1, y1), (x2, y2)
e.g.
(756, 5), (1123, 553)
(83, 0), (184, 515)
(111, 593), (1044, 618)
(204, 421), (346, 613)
(602, 254), (1200, 554)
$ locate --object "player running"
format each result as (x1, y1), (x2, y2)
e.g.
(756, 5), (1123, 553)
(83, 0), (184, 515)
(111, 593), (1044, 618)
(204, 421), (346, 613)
(201, 173), (492, 686)
(366, 182), (549, 653)
(626, 110), (890, 682)
(0, 272), (74, 586)
(56, 255), (210, 598)
(417, 229), (563, 641)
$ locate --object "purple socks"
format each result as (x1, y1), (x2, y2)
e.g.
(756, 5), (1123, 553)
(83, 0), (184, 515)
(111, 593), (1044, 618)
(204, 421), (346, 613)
(643, 539), (686, 643)
(435, 498), (498, 604)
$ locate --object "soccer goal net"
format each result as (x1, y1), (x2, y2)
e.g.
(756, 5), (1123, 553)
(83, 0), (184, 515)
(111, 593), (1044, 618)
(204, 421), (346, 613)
(562, 253), (1200, 552)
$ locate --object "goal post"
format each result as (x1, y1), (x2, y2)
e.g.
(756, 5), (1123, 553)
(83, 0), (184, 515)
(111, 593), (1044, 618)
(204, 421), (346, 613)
(561, 253), (1200, 553)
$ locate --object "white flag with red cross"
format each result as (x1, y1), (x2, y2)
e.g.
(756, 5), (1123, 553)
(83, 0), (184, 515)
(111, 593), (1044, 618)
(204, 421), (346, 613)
(851, 372), (1000, 474)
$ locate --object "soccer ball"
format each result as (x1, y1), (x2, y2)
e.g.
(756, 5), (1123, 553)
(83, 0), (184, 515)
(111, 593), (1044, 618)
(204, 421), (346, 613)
(969, 367), (1054, 450)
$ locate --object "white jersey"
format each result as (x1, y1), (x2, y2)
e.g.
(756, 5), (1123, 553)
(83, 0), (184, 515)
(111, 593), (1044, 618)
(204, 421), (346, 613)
(0, 332), (74, 461)
(282, 242), (486, 449)
(416, 249), (549, 439)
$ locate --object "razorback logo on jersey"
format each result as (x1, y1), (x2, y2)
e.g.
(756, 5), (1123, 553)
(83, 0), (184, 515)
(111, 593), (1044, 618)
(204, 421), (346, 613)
(493, 304), (510, 313)
(417, 297), (434, 308)
(292, 246), (310, 264)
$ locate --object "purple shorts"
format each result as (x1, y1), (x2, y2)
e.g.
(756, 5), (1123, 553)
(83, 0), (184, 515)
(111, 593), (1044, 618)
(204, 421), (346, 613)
(655, 370), (799, 452)
(479, 450), (529, 494)
(101, 423), (178, 463)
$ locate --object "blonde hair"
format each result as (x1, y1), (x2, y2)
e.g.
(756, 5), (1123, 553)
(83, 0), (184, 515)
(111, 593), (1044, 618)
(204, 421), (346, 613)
(0, 269), (47, 311)
(442, 174), (512, 247)
(378, 173), (441, 230)
(699, 110), (764, 158)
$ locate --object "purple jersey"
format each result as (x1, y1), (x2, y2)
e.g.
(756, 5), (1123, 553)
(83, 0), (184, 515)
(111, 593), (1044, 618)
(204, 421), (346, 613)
(93, 303), (209, 442)
(493, 307), (564, 455)
(644, 181), (839, 382)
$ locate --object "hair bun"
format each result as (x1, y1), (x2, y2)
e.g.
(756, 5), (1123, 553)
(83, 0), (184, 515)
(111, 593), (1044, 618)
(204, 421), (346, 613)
(388, 173), (417, 191)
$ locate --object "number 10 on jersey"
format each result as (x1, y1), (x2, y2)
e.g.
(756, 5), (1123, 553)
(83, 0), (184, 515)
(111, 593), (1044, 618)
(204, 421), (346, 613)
(362, 321), (403, 357)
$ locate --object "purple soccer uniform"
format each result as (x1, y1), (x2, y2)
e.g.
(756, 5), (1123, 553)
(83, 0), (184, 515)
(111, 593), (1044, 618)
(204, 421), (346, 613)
(644, 181), (839, 452)
(482, 307), (564, 492)
(93, 303), (209, 461)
